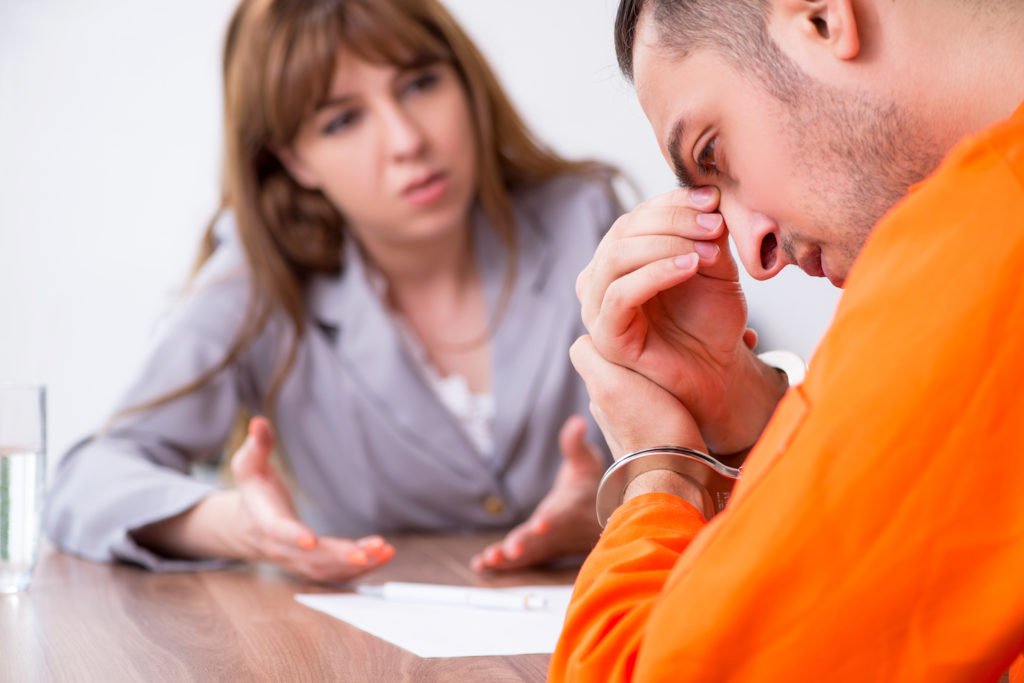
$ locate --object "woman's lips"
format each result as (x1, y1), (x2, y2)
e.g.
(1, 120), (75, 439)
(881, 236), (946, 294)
(402, 172), (448, 207)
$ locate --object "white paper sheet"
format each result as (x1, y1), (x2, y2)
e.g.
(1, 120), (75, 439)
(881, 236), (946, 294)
(295, 584), (574, 658)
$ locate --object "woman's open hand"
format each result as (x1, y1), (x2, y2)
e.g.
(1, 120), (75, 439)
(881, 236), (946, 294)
(227, 416), (395, 582)
(133, 416), (394, 584)
(470, 416), (604, 573)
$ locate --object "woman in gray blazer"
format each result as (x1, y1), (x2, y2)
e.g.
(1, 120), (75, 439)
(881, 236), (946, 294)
(44, 0), (620, 582)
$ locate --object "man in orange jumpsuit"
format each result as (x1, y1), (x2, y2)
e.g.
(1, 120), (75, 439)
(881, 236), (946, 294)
(553, 0), (1024, 681)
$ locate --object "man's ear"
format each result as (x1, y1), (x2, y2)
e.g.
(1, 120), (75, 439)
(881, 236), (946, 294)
(773, 0), (861, 62)
(273, 145), (321, 190)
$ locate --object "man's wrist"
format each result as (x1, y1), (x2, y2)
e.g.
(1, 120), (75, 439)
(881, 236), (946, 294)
(596, 447), (738, 524)
(708, 348), (790, 455)
(622, 469), (707, 515)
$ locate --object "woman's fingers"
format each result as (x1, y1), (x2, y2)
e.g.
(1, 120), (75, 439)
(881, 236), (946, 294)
(471, 526), (533, 573)
(270, 534), (396, 584)
(228, 419), (397, 582)
(230, 416), (276, 481)
(557, 416), (588, 470)
(229, 417), (320, 551)
(248, 498), (318, 550)
(558, 415), (603, 477)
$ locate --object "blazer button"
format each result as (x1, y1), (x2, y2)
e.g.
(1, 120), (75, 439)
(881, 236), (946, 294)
(482, 495), (505, 516)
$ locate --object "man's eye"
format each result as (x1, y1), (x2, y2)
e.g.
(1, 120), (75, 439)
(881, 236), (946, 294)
(323, 109), (362, 135)
(697, 137), (720, 176)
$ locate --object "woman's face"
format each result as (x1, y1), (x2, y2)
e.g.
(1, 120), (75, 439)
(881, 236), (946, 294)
(283, 51), (478, 253)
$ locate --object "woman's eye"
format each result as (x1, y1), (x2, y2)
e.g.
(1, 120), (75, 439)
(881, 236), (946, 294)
(697, 137), (720, 176)
(322, 109), (362, 135)
(403, 70), (440, 96)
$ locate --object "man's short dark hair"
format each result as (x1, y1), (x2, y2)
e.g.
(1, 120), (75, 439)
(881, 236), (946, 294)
(614, 0), (802, 101)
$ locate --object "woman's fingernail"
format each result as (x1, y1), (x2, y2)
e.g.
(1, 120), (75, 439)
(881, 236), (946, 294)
(348, 549), (368, 565)
(691, 186), (716, 205)
(360, 536), (385, 550)
(297, 534), (317, 550)
(532, 518), (552, 535)
(694, 241), (720, 260)
(695, 213), (723, 231)
(674, 253), (699, 269)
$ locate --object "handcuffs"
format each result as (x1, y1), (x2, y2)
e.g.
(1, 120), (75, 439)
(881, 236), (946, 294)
(595, 446), (740, 526)
(594, 350), (805, 527)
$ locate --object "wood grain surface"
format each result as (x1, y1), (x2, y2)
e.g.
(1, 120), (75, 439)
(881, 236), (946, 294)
(0, 535), (579, 682)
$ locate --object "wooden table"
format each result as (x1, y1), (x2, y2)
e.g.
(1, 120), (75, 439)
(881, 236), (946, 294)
(1, 535), (579, 682)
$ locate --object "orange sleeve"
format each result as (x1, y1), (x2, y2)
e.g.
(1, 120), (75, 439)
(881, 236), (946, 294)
(549, 494), (707, 681)
(552, 108), (1024, 682)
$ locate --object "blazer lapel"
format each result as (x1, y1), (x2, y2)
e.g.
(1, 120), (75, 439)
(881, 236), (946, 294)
(477, 202), (566, 476)
(307, 240), (488, 480)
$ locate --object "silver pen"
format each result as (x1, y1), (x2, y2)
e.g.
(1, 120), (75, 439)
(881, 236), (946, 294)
(355, 581), (548, 611)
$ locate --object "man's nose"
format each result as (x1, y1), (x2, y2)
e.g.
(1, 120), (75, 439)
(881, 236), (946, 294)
(727, 210), (787, 280)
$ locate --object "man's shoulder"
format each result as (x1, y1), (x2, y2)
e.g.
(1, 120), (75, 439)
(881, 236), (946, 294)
(853, 110), (1024, 290)
(986, 102), (1024, 188)
(938, 103), (1024, 194)
(824, 106), (1024, 376)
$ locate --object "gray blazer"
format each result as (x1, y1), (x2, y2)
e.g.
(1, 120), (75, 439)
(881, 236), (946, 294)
(44, 175), (618, 570)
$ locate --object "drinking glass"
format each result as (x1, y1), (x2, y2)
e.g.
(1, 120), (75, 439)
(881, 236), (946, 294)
(0, 385), (46, 594)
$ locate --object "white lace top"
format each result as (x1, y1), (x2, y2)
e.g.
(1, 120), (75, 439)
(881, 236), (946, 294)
(368, 271), (495, 458)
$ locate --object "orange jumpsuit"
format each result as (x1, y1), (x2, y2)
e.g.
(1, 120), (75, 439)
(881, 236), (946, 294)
(551, 103), (1024, 682)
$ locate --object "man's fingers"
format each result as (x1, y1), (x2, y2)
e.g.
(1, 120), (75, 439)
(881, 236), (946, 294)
(743, 327), (759, 350)
(695, 232), (741, 282)
(611, 205), (724, 240)
(571, 335), (653, 426)
(570, 337), (619, 412)
(591, 254), (701, 352)
(630, 186), (720, 217)
(230, 416), (276, 480)
(583, 233), (713, 326)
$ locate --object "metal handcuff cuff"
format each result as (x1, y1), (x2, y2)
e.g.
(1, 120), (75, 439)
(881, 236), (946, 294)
(594, 350), (806, 527)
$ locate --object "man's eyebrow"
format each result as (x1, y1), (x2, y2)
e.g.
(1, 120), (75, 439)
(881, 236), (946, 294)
(667, 118), (698, 189)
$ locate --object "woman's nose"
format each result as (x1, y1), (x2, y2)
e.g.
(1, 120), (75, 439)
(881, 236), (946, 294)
(729, 211), (787, 281)
(382, 105), (427, 160)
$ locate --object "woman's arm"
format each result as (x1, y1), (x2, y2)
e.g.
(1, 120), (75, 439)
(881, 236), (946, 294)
(131, 417), (395, 582)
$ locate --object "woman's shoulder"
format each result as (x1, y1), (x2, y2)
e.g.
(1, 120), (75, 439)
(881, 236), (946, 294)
(516, 171), (620, 220)
(190, 212), (250, 291)
(513, 171), (623, 244)
(161, 212), (256, 345)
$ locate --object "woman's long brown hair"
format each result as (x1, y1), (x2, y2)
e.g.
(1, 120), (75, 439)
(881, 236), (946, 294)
(122, 0), (612, 424)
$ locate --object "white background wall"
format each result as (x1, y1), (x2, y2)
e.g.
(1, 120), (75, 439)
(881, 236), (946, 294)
(0, 1), (840, 466)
